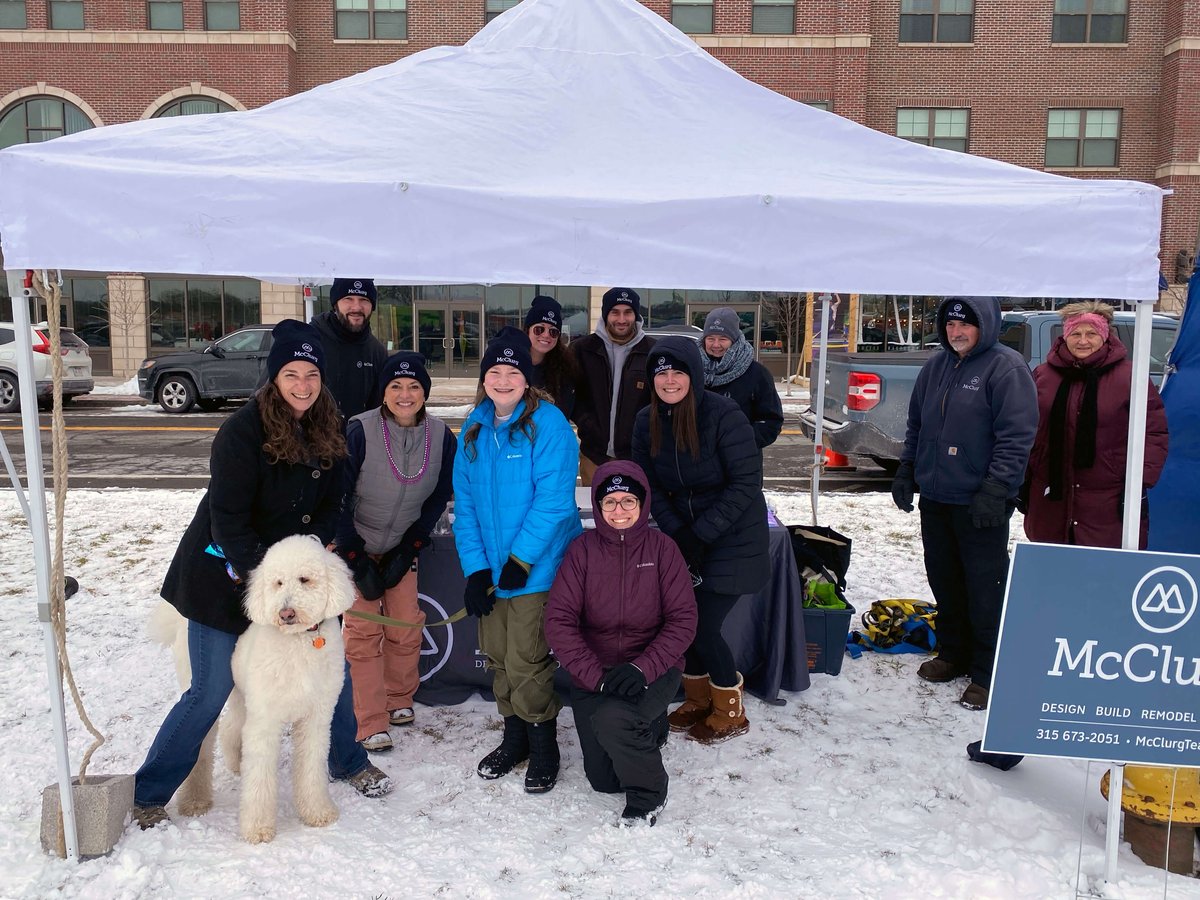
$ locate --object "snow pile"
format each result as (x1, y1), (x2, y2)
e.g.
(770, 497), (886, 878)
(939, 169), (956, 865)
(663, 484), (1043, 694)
(0, 490), (1191, 897)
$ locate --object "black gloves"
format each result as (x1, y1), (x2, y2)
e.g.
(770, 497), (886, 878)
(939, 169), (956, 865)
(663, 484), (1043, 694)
(671, 526), (706, 570)
(497, 555), (531, 592)
(1015, 481), (1030, 516)
(337, 544), (384, 602)
(601, 663), (646, 698)
(379, 527), (429, 590)
(970, 479), (1011, 529)
(463, 569), (496, 618)
(891, 460), (916, 513)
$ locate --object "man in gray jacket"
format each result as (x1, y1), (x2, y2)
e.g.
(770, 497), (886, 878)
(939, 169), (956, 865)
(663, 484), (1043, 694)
(890, 297), (1037, 711)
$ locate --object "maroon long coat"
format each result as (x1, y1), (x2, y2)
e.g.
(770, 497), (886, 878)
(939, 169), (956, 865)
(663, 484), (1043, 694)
(1023, 333), (1168, 548)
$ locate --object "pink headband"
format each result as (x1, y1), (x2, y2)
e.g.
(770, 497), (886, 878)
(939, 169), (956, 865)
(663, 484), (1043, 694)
(1063, 312), (1110, 343)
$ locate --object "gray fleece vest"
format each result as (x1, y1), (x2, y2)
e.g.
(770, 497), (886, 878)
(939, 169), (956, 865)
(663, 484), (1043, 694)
(349, 408), (447, 554)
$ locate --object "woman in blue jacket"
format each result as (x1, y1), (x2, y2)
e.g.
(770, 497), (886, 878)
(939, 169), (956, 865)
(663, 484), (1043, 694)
(453, 327), (581, 794)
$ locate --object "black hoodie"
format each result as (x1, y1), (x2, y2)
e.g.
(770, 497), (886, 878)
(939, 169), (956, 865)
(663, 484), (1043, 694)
(310, 310), (389, 420)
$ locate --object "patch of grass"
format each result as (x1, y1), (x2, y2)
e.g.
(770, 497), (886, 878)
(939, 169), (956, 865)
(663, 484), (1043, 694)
(74, 557), (88, 567)
(132, 537), (153, 547)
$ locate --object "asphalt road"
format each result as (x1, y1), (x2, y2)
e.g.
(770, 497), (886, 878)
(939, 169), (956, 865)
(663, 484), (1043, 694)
(0, 398), (890, 492)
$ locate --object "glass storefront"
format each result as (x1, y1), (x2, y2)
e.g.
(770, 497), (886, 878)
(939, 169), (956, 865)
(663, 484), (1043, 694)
(147, 277), (261, 351)
(855, 295), (1061, 352)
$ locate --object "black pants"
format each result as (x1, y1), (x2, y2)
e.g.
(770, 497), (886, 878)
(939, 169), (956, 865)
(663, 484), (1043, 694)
(570, 669), (680, 813)
(918, 498), (1013, 689)
(683, 589), (740, 685)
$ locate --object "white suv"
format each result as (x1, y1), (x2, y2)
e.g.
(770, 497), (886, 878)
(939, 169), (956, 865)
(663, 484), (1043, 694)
(0, 323), (94, 413)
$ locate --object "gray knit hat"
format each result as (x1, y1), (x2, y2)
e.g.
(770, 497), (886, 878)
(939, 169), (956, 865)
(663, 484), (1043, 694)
(702, 307), (743, 342)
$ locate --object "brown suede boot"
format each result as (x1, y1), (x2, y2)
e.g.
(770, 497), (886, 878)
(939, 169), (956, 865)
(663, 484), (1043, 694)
(667, 673), (712, 733)
(686, 673), (749, 744)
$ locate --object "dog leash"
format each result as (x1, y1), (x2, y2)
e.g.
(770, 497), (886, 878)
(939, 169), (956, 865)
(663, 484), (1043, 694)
(345, 608), (468, 629)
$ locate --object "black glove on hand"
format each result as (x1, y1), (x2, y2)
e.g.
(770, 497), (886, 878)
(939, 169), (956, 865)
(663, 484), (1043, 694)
(601, 663), (646, 698)
(337, 545), (384, 602)
(970, 479), (1011, 529)
(1015, 481), (1030, 516)
(497, 555), (531, 592)
(671, 526), (706, 570)
(463, 569), (496, 618)
(891, 460), (916, 513)
(379, 528), (429, 590)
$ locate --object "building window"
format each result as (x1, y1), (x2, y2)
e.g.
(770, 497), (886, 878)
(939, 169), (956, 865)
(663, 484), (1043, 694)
(752, 0), (793, 34)
(896, 108), (969, 152)
(148, 278), (261, 350)
(335, 0), (407, 39)
(1052, 0), (1127, 43)
(205, 0), (239, 30)
(153, 96), (235, 117)
(1046, 108), (1120, 167)
(0, 97), (94, 149)
(0, 0), (25, 29)
(805, 100), (831, 111)
(147, 0), (183, 30)
(485, 0), (519, 23)
(672, 0), (712, 35)
(48, 0), (83, 29)
(899, 0), (973, 43)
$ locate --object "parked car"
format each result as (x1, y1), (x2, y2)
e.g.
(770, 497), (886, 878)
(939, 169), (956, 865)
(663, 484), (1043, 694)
(0, 323), (94, 414)
(799, 310), (1180, 473)
(644, 324), (703, 342)
(138, 325), (273, 413)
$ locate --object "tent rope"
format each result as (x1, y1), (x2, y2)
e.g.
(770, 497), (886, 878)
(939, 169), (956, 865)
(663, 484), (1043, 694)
(33, 272), (106, 783)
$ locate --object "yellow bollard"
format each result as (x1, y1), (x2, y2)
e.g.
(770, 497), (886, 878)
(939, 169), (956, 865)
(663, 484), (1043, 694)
(1101, 766), (1200, 875)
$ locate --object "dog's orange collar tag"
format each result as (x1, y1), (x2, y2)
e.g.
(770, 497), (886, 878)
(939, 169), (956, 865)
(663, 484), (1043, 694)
(312, 636), (326, 649)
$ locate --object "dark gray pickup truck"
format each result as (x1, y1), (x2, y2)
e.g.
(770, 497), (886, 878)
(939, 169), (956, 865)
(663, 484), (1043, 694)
(799, 310), (1179, 472)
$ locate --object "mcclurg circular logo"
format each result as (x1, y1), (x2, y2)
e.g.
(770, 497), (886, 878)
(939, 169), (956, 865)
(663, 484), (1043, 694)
(353, 280), (363, 290)
(1131, 566), (1198, 634)
(953, 303), (963, 314)
(417, 592), (454, 681)
(301, 343), (313, 353)
(613, 475), (622, 485)
(503, 348), (514, 358)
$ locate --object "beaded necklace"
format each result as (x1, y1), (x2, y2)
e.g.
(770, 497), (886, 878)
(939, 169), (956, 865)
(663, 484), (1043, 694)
(380, 413), (430, 483)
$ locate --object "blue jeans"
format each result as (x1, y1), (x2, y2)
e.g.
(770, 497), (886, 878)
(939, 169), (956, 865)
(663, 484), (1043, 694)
(135, 619), (369, 807)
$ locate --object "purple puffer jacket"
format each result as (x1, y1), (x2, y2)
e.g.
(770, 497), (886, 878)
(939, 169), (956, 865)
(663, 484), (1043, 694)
(545, 460), (698, 693)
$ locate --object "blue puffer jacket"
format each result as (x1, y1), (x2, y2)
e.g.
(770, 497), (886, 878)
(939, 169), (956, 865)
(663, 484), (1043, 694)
(901, 296), (1038, 504)
(452, 394), (582, 597)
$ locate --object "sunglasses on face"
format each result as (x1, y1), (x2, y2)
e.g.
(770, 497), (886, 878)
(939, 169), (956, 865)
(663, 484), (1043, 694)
(600, 496), (639, 512)
(531, 324), (560, 339)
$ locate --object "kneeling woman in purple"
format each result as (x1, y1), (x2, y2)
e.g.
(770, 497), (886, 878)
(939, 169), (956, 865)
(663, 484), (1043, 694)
(544, 461), (697, 826)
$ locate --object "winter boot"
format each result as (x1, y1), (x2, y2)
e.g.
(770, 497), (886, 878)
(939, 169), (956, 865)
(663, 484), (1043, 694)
(668, 673), (711, 733)
(686, 673), (750, 744)
(477, 715), (530, 780)
(524, 718), (560, 794)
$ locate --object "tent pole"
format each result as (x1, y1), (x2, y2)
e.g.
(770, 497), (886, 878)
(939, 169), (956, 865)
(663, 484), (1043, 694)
(5, 269), (79, 861)
(809, 294), (832, 525)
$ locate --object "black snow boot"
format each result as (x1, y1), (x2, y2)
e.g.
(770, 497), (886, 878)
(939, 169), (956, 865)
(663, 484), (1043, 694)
(524, 718), (560, 794)
(477, 715), (530, 780)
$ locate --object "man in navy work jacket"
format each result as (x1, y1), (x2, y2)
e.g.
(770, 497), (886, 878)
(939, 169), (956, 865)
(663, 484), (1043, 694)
(890, 297), (1037, 712)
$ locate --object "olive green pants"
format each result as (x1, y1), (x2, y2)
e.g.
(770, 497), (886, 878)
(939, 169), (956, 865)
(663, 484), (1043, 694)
(478, 591), (561, 724)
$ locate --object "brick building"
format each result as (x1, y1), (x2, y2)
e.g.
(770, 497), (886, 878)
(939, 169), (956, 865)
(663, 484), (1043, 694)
(0, 0), (1196, 377)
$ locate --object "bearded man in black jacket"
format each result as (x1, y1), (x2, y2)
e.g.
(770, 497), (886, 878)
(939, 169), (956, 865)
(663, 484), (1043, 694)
(310, 278), (389, 420)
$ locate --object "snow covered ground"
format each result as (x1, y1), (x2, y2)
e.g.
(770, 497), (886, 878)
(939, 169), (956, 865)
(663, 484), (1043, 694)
(0, 488), (1193, 898)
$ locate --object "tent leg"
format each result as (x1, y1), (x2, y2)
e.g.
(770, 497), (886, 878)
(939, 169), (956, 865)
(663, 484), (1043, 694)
(6, 269), (78, 861)
(809, 295), (833, 525)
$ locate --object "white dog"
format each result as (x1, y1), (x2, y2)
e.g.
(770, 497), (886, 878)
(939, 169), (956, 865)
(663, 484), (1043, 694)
(150, 534), (356, 843)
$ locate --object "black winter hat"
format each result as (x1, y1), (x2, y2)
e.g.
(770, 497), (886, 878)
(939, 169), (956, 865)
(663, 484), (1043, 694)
(594, 471), (646, 506)
(649, 348), (689, 377)
(480, 326), (534, 383)
(524, 295), (563, 330)
(942, 299), (979, 327)
(379, 351), (431, 399)
(330, 278), (377, 309)
(267, 319), (325, 382)
(601, 287), (642, 322)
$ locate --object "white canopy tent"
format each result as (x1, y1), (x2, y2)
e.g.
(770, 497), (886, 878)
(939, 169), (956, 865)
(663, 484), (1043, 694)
(0, 0), (1164, 871)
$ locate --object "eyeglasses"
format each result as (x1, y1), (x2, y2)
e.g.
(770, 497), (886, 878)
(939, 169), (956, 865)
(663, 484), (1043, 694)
(600, 496), (639, 512)
(531, 324), (560, 339)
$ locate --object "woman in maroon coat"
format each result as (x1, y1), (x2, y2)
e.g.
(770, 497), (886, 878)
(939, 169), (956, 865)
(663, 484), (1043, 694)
(544, 460), (697, 827)
(1023, 302), (1168, 549)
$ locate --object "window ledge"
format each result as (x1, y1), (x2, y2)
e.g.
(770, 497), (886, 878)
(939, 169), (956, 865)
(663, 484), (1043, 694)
(896, 41), (974, 48)
(1049, 42), (1129, 48)
(333, 38), (410, 44)
(695, 33), (870, 48)
(1045, 166), (1121, 173)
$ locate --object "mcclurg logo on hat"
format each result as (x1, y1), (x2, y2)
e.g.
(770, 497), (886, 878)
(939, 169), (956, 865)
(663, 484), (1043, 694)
(652, 355), (676, 376)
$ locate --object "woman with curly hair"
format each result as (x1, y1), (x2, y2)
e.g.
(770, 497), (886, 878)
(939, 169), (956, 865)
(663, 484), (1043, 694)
(453, 326), (581, 794)
(525, 295), (578, 418)
(133, 320), (392, 829)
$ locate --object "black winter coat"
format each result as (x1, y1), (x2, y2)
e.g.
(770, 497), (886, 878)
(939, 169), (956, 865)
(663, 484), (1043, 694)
(632, 336), (769, 597)
(706, 360), (784, 449)
(160, 398), (346, 635)
(571, 331), (656, 464)
(310, 311), (389, 420)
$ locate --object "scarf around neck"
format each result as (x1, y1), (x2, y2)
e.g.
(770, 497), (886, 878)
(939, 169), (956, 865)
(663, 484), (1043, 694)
(703, 338), (754, 387)
(1045, 338), (1122, 501)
